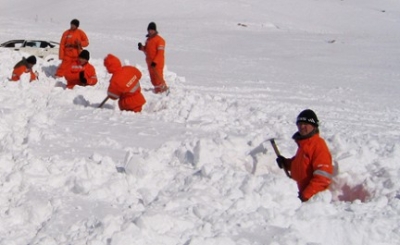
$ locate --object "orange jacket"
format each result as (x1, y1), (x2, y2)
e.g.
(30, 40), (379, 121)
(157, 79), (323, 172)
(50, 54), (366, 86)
(11, 64), (37, 82)
(143, 33), (165, 67)
(64, 60), (97, 89)
(104, 54), (146, 112)
(59, 29), (89, 60)
(289, 132), (333, 201)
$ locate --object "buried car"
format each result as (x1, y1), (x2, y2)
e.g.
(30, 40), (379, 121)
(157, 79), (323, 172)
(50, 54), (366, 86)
(0, 39), (59, 60)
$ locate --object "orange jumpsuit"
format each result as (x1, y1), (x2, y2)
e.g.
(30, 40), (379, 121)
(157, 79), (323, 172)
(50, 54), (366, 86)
(56, 28), (89, 77)
(11, 64), (37, 82)
(289, 133), (333, 201)
(142, 33), (167, 93)
(64, 60), (97, 89)
(104, 54), (146, 112)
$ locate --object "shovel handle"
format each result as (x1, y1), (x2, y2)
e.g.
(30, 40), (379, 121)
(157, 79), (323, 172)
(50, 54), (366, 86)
(98, 97), (109, 108)
(270, 139), (281, 156)
(270, 139), (291, 178)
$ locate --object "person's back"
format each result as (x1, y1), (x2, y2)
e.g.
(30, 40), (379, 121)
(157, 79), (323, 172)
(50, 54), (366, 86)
(109, 66), (141, 92)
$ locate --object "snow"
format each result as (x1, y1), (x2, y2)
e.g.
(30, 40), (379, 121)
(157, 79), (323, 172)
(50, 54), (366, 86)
(1, 0), (400, 244)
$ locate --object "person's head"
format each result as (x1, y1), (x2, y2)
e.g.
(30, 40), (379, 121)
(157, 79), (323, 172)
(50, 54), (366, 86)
(70, 19), (80, 30)
(104, 54), (122, 74)
(78, 50), (90, 64)
(296, 109), (319, 136)
(147, 22), (157, 36)
(26, 55), (37, 68)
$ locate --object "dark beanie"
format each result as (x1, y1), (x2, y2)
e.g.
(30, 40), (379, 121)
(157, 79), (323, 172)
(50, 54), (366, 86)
(71, 19), (80, 27)
(79, 50), (90, 60)
(26, 55), (37, 65)
(147, 22), (157, 31)
(296, 109), (319, 127)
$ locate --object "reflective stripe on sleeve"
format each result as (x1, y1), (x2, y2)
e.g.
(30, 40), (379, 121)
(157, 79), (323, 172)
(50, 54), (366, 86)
(313, 170), (332, 179)
(107, 91), (119, 99)
(129, 82), (140, 93)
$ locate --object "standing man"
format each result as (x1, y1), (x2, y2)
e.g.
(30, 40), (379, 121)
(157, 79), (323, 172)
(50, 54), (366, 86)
(55, 19), (89, 77)
(103, 54), (146, 112)
(10, 55), (38, 82)
(64, 50), (97, 89)
(276, 109), (333, 202)
(138, 22), (168, 94)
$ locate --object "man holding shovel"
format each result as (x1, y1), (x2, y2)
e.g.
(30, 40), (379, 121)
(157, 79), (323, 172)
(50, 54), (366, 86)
(102, 54), (146, 112)
(138, 22), (168, 94)
(276, 109), (333, 202)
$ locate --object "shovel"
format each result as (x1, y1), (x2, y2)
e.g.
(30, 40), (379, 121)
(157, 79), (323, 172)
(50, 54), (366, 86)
(269, 138), (291, 178)
(98, 96), (109, 108)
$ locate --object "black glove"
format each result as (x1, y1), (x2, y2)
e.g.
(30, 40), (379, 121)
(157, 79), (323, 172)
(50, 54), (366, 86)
(138, 42), (143, 50)
(151, 62), (156, 67)
(276, 155), (287, 169)
(79, 71), (87, 85)
(298, 193), (306, 202)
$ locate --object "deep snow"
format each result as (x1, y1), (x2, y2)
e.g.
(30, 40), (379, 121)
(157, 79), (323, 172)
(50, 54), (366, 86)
(1, 0), (400, 244)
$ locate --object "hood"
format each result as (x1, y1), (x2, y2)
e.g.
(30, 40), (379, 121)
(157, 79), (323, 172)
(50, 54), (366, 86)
(14, 57), (29, 69)
(104, 54), (122, 74)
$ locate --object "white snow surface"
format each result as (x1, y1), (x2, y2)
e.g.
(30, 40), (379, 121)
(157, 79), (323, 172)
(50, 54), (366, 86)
(1, 0), (400, 244)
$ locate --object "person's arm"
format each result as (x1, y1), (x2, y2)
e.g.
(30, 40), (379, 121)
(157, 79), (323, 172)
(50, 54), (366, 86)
(79, 30), (89, 48)
(107, 77), (121, 100)
(82, 64), (97, 86)
(276, 155), (292, 171)
(138, 42), (144, 51)
(29, 70), (38, 82)
(59, 31), (66, 60)
(301, 141), (333, 201)
(151, 37), (165, 66)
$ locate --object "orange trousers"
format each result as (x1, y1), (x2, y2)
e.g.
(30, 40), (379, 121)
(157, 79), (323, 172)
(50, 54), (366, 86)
(148, 65), (168, 93)
(55, 56), (74, 77)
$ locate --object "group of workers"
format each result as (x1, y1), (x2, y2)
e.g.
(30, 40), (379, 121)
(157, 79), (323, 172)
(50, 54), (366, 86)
(8, 20), (335, 202)
(10, 19), (168, 113)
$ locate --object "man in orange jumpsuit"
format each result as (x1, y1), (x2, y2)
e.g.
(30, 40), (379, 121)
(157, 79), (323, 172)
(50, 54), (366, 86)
(276, 109), (333, 202)
(55, 19), (89, 77)
(103, 54), (146, 112)
(138, 22), (168, 94)
(64, 50), (97, 89)
(10, 55), (38, 82)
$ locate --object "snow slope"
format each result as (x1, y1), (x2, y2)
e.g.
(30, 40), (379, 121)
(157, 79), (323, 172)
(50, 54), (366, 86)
(1, 0), (400, 244)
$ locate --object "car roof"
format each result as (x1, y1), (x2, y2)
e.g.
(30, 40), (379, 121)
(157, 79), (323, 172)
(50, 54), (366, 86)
(1, 39), (60, 45)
